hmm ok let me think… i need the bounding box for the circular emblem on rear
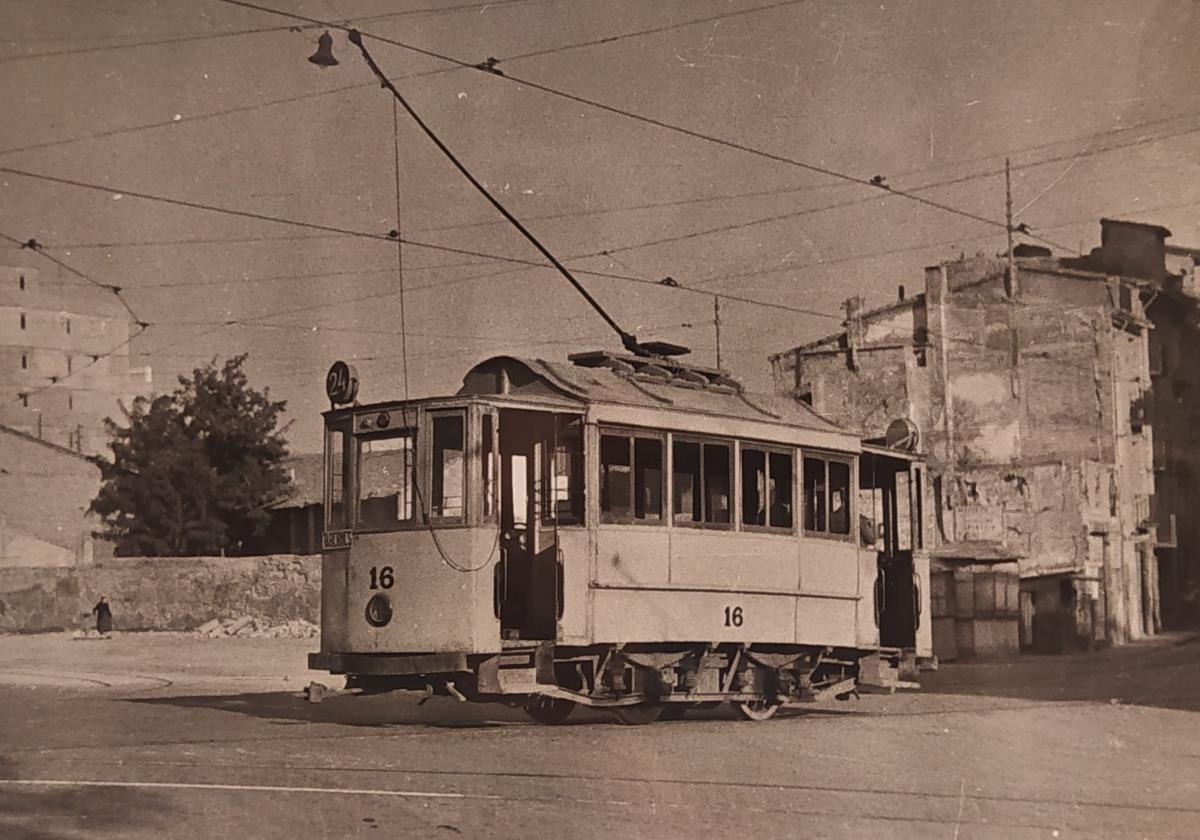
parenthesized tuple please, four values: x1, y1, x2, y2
(365, 594, 392, 627)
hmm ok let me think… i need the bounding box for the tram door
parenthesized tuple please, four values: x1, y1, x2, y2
(496, 410, 576, 640)
(860, 453, 920, 649)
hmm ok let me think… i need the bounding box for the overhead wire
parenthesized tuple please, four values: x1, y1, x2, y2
(214, 0, 1074, 251)
(6, 3, 1193, 368)
(0, 163, 648, 285)
(0, 228, 154, 405)
(391, 97, 411, 402)
(33, 109, 1200, 276)
(0, 231, 146, 326)
(346, 29, 646, 353)
(0, 0, 552, 64)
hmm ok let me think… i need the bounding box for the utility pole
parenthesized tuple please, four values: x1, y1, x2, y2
(1005, 157, 1018, 298)
(713, 295, 722, 370)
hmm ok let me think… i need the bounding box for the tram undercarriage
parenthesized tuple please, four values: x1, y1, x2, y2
(311, 642, 914, 724)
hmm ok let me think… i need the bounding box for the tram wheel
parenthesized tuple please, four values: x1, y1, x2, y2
(736, 700, 781, 722)
(613, 702, 663, 726)
(523, 695, 576, 725)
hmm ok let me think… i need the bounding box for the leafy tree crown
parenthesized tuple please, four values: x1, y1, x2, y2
(90, 354, 294, 556)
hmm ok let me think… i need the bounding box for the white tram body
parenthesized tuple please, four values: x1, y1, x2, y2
(310, 352, 931, 722)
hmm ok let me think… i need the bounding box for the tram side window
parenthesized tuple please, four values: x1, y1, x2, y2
(358, 431, 414, 528)
(635, 438, 663, 521)
(432, 414, 465, 520)
(803, 455, 851, 537)
(673, 440, 701, 524)
(673, 439, 731, 526)
(600, 432, 662, 523)
(326, 428, 348, 529)
(742, 447, 794, 530)
(600, 434, 631, 519)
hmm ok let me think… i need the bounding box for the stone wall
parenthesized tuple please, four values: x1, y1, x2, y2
(0, 554, 319, 633)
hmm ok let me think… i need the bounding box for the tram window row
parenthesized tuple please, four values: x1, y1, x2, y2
(332, 414, 858, 542)
(597, 427, 852, 540)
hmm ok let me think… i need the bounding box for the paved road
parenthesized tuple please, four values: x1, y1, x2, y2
(0, 633, 1197, 839)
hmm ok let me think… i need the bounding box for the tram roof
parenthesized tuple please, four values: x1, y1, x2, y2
(458, 353, 860, 445)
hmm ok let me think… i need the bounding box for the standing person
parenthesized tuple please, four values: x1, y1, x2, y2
(92, 595, 113, 636)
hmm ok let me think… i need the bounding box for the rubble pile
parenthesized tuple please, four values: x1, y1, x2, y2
(194, 616, 319, 639)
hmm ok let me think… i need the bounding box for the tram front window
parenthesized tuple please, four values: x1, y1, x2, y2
(432, 414, 465, 520)
(358, 430, 415, 528)
(326, 427, 348, 530)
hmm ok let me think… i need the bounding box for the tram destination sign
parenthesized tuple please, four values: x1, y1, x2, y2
(322, 530, 353, 551)
(325, 360, 359, 405)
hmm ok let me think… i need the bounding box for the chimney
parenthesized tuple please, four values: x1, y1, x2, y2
(1099, 218, 1171, 282)
(844, 296, 865, 370)
(1013, 243, 1052, 258)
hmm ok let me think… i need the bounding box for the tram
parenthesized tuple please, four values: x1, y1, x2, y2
(309, 351, 931, 723)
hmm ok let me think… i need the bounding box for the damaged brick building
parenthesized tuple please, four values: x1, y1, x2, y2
(770, 219, 1199, 653)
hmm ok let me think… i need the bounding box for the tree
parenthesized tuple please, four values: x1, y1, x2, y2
(90, 355, 294, 556)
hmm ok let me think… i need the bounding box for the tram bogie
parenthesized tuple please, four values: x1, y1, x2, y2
(309, 352, 930, 722)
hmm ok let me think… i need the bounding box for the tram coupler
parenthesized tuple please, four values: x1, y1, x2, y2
(856, 652, 920, 694)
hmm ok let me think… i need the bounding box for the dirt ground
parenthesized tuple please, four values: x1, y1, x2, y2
(0, 631, 1197, 839)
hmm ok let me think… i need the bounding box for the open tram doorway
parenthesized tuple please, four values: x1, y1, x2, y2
(495, 409, 583, 641)
(859, 451, 924, 649)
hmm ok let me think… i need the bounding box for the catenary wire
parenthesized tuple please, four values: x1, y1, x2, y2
(0, 0, 552, 64)
(0, 164, 648, 284)
(214, 0, 1071, 249)
(0, 230, 145, 325)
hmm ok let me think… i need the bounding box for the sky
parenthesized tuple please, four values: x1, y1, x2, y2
(1, 0, 1198, 453)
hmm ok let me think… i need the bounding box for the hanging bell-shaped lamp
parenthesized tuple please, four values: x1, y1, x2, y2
(308, 30, 339, 68)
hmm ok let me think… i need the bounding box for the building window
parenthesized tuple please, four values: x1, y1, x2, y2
(803, 454, 852, 537)
(19, 275, 25, 290)
(673, 438, 732, 526)
(1130, 394, 1147, 435)
(19, 313, 26, 330)
(65, 318, 71, 335)
(68, 393, 74, 411)
(741, 446, 794, 530)
(21, 353, 27, 369)
(19, 393, 28, 408)
(600, 431, 663, 523)
(66, 355, 73, 374)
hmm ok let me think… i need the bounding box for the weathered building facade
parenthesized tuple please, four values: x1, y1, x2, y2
(0, 265, 152, 456)
(770, 220, 1194, 650)
(0, 423, 108, 567)
(1147, 244, 1200, 630)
